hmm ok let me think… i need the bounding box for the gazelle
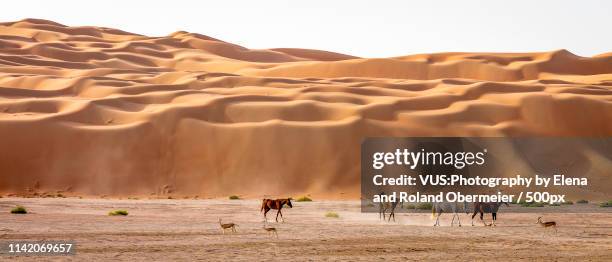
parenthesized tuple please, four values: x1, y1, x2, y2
(263, 222, 278, 238)
(218, 218, 237, 234)
(537, 216, 557, 233)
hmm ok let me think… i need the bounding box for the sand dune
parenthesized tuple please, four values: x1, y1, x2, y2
(0, 19, 611, 198)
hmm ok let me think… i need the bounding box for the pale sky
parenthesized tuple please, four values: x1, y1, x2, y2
(2, 0, 611, 57)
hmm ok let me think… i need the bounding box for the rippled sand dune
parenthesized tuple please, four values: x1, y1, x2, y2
(1, 19, 611, 198)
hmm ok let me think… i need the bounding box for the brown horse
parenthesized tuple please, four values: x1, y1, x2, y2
(471, 202, 509, 226)
(261, 198, 293, 222)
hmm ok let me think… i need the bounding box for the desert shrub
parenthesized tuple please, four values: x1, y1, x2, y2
(416, 203, 433, 210)
(561, 200, 573, 205)
(228, 195, 240, 200)
(325, 212, 339, 218)
(10, 206, 27, 214)
(404, 204, 416, 209)
(599, 200, 612, 208)
(296, 196, 312, 202)
(576, 199, 589, 204)
(549, 203, 561, 206)
(520, 201, 545, 207)
(108, 210, 128, 216)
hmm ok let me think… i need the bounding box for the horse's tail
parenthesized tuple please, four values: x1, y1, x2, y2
(260, 199, 265, 212)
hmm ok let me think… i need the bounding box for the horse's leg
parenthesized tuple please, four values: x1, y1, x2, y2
(279, 208, 285, 222)
(471, 211, 477, 226)
(479, 211, 487, 226)
(478, 206, 487, 226)
(434, 212, 441, 226)
(457, 213, 462, 227)
(492, 213, 497, 226)
(382, 206, 387, 221)
(275, 209, 281, 222)
(452, 213, 461, 227)
(263, 208, 270, 222)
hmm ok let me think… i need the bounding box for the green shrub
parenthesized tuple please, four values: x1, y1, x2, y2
(10, 206, 27, 214)
(228, 195, 240, 200)
(576, 199, 589, 204)
(296, 196, 312, 202)
(520, 201, 545, 207)
(599, 200, 612, 208)
(108, 210, 128, 216)
(416, 203, 433, 210)
(549, 203, 561, 206)
(325, 212, 339, 218)
(404, 204, 416, 209)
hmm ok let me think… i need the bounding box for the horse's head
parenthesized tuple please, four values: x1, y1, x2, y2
(286, 198, 293, 208)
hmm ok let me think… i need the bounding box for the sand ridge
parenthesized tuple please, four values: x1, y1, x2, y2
(0, 19, 611, 198)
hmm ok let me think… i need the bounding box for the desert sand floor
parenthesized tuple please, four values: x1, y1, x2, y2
(0, 198, 611, 261)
